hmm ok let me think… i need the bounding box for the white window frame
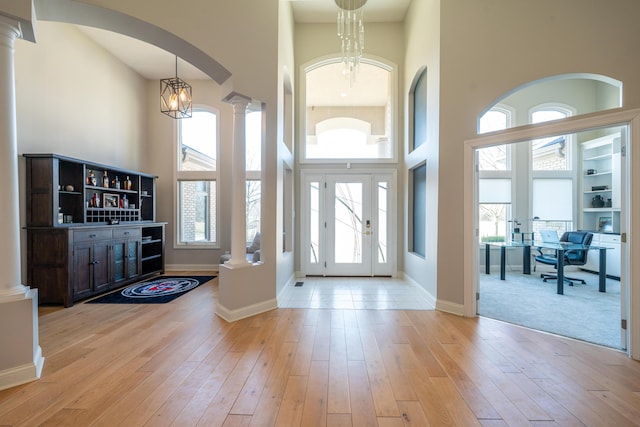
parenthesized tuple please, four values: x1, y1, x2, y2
(174, 106, 220, 248)
(299, 56, 398, 164)
(477, 106, 515, 242)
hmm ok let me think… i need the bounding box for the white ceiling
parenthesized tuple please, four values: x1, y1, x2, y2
(77, 1, 410, 105)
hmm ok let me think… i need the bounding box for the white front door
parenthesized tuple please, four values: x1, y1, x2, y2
(303, 172, 395, 277)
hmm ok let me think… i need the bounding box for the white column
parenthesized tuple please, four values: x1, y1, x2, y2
(224, 92, 252, 267)
(0, 15, 44, 391)
(0, 19, 27, 298)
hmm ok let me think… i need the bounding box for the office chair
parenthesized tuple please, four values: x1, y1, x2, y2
(534, 231, 593, 285)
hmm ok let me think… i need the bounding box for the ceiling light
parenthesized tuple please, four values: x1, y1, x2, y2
(160, 56, 192, 119)
(336, 0, 366, 87)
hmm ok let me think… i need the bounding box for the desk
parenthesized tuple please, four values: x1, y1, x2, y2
(485, 240, 610, 295)
(484, 241, 531, 280)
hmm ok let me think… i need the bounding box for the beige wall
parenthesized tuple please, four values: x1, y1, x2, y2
(37, 0, 285, 300)
(15, 21, 149, 281)
(435, 0, 640, 306)
(145, 79, 234, 269)
(403, 0, 440, 302)
(15, 22, 147, 168)
(276, 2, 296, 292)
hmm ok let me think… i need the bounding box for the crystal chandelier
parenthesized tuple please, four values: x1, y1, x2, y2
(160, 56, 192, 119)
(336, 0, 367, 86)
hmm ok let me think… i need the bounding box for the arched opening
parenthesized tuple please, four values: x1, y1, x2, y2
(471, 74, 628, 351)
(34, 0, 230, 84)
(478, 73, 622, 132)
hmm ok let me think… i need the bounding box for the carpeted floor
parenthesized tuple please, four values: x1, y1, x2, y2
(479, 266, 621, 349)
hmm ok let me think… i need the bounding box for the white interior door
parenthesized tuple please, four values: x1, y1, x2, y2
(302, 172, 394, 277)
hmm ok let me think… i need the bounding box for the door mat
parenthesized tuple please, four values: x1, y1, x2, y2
(85, 276, 215, 304)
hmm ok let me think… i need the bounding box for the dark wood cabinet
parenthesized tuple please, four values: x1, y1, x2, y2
(24, 154, 166, 306)
(72, 239, 110, 299)
(112, 227, 142, 286)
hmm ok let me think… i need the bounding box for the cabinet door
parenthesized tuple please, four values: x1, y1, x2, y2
(600, 234, 621, 278)
(112, 240, 127, 284)
(92, 241, 111, 293)
(73, 242, 93, 299)
(127, 239, 140, 279)
(112, 238, 140, 283)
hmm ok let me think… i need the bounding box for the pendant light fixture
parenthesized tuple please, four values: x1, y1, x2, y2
(160, 56, 192, 119)
(336, 0, 367, 86)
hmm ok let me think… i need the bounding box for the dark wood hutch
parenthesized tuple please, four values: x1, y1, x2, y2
(24, 153, 166, 307)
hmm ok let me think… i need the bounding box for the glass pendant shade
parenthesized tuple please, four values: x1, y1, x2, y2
(160, 57, 192, 119)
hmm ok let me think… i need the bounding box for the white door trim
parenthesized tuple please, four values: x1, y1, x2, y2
(464, 108, 640, 360)
(300, 169, 397, 277)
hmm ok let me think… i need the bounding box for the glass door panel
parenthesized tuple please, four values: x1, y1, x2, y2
(326, 175, 372, 276)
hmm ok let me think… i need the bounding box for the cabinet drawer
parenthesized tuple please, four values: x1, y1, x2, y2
(599, 233, 621, 244)
(73, 229, 112, 242)
(113, 227, 141, 239)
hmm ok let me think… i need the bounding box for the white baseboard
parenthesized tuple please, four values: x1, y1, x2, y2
(400, 273, 437, 309)
(165, 264, 219, 273)
(0, 346, 44, 392)
(436, 300, 465, 316)
(216, 298, 277, 322)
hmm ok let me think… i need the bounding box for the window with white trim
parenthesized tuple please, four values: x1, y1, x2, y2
(246, 109, 262, 244)
(304, 60, 393, 161)
(530, 107, 573, 171)
(478, 108, 513, 242)
(176, 109, 218, 246)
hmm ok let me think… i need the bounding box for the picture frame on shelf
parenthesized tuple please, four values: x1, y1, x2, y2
(103, 193, 119, 208)
(598, 216, 613, 233)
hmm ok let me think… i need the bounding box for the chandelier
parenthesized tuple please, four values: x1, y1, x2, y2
(336, 0, 367, 86)
(160, 56, 192, 119)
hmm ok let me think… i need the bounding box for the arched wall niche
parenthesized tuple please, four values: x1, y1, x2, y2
(33, 0, 231, 84)
(478, 73, 622, 133)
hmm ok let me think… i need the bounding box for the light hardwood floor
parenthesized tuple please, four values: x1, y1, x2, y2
(1, 275, 640, 426)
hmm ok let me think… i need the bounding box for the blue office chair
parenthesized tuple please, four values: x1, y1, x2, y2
(534, 231, 593, 285)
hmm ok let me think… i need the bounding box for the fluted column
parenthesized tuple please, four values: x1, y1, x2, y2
(0, 17, 27, 300)
(224, 92, 252, 267)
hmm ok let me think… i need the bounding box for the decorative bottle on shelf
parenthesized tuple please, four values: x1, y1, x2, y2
(93, 192, 100, 208)
(124, 176, 132, 191)
(102, 171, 109, 188)
(113, 175, 120, 189)
(87, 170, 96, 186)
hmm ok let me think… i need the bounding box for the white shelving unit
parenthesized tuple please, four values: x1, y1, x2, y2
(580, 132, 621, 233)
(580, 131, 621, 279)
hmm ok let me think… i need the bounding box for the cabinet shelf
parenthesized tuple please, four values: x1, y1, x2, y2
(142, 239, 162, 245)
(583, 154, 611, 162)
(583, 171, 611, 177)
(583, 207, 616, 212)
(583, 189, 611, 194)
(85, 185, 138, 194)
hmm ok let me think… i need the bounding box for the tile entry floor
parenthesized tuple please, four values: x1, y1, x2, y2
(278, 276, 434, 310)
